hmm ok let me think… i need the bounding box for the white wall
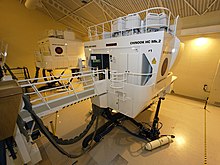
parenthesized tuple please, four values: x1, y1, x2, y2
(172, 33, 220, 100)
(0, 0, 65, 76)
(209, 60, 220, 105)
(170, 10, 220, 101)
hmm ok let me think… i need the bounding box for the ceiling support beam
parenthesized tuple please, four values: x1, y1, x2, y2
(126, 0, 136, 12)
(147, 0, 151, 8)
(100, 0, 127, 16)
(202, 0, 218, 15)
(184, 0, 200, 16)
(157, 0, 164, 7)
(41, 3, 87, 35)
(93, 0, 114, 19)
(103, 10, 108, 22)
(96, 4, 111, 31)
(61, 22, 87, 35)
(69, 0, 101, 24)
(44, 0, 93, 32)
(103, 12, 111, 30)
(57, 0, 94, 21)
(40, 1, 55, 21)
(44, 0, 110, 34)
(157, 0, 164, 12)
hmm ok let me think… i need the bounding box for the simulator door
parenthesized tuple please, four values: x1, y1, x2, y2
(90, 54, 110, 69)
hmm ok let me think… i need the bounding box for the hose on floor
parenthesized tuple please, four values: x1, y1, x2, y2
(22, 95, 99, 158)
(46, 113, 97, 145)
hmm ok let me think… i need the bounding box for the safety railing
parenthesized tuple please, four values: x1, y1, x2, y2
(110, 71, 127, 89)
(110, 71, 156, 89)
(18, 69, 157, 121)
(18, 69, 107, 121)
(4, 67, 30, 80)
(88, 7, 178, 41)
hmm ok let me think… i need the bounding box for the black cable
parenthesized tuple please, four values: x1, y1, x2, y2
(89, 114, 99, 146)
(43, 69, 64, 87)
(42, 69, 51, 82)
(50, 70, 65, 80)
(32, 67, 40, 83)
(30, 110, 85, 158)
(117, 124, 149, 141)
(22, 95, 92, 158)
(23, 67, 31, 79)
(48, 114, 97, 145)
(0, 67, 3, 79)
(157, 122, 163, 130)
(82, 120, 114, 148)
(141, 122, 152, 128)
(49, 70, 63, 86)
(4, 63, 17, 80)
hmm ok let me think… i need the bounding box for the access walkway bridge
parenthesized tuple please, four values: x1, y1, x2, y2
(18, 69, 108, 122)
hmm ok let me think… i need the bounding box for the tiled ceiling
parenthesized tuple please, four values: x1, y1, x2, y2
(25, 0, 220, 36)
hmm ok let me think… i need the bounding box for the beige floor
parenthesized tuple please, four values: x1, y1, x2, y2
(37, 94, 220, 165)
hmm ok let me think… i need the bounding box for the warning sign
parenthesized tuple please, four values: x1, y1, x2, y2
(152, 58, 157, 64)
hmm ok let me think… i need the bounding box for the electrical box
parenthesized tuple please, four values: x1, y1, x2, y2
(0, 80, 23, 141)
